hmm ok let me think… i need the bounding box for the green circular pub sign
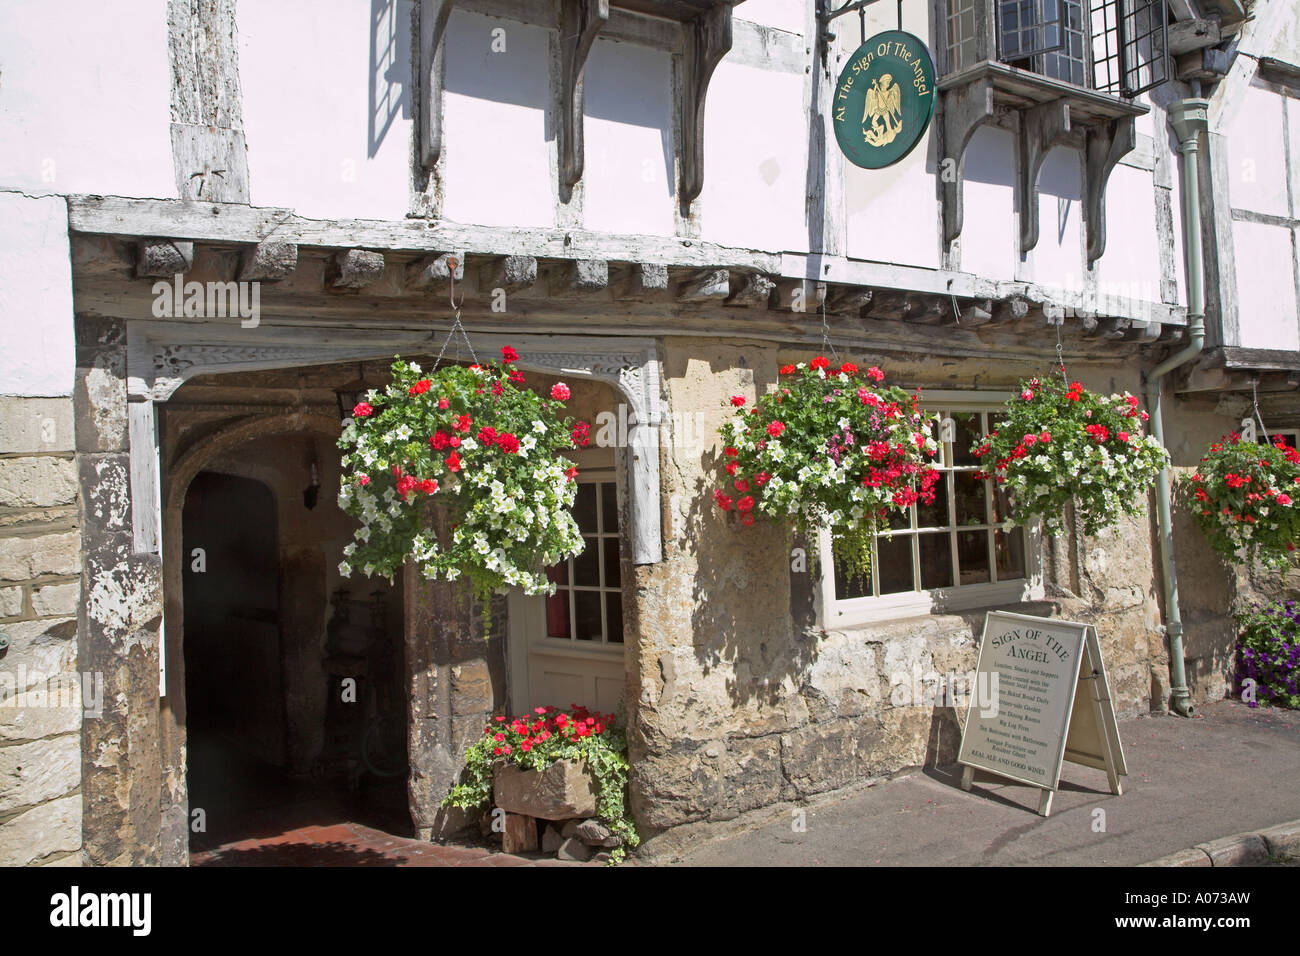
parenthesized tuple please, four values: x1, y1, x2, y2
(832, 31, 937, 169)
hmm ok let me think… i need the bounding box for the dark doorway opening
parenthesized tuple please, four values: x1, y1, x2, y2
(182, 468, 412, 857)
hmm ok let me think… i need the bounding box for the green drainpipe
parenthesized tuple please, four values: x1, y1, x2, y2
(1145, 97, 1209, 718)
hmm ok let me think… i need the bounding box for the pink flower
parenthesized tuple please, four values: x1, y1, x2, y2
(1039, 431, 1050, 443)
(1021, 389, 1034, 401)
(1117, 431, 1130, 443)
(867, 367, 885, 382)
(1278, 494, 1293, 506)
(767, 420, 786, 437)
(353, 402, 373, 417)
(438, 397, 450, 410)
(551, 382, 571, 401)
(357, 475, 370, 486)
(1023, 434, 1037, 446)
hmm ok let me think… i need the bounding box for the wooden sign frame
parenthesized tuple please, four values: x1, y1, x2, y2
(957, 611, 1126, 817)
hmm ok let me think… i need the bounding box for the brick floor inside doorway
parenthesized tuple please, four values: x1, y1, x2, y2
(190, 820, 587, 867)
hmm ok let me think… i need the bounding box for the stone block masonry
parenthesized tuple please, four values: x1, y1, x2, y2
(0, 395, 84, 866)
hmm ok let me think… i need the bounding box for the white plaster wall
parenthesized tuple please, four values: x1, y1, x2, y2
(581, 39, 676, 237)
(1233, 219, 1299, 351)
(239, 0, 414, 221)
(0, 0, 172, 198)
(735, 0, 808, 35)
(699, 61, 808, 252)
(1029, 146, 1085, 291)
(843, 136, 941, 269)
(1225, 84, 1289, 219)
(957, 126, 1018, 281)
(1093, 163, 1162, 304)
(441, 11, 555, 229)
(0, 195, 75, 397)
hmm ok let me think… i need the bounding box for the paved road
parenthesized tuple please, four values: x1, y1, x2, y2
(663, 700, 1300, 867)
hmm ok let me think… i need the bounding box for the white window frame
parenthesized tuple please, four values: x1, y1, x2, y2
(815, 389, 1044, 628)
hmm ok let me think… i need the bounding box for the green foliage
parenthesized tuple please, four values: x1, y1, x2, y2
(1180, 434, 1300, 570)
(443, 705, 638, 865)
(972, 376, 1168, 536)
(714, 358, 940, 580)
(1233, 601, 1300, 710)
(335, 353, 587, 615)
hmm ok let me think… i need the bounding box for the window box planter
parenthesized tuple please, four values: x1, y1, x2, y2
(493, 758, 600, 821)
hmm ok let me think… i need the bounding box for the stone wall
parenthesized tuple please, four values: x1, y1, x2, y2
(0, 395, 84, 865)
(626, 339, 1219, 838)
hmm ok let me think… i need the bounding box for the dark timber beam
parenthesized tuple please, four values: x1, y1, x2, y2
(680, 4, 733, 206)
(559, 0, 610, 192)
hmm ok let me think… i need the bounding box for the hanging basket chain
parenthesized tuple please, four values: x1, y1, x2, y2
(821, 297, 840, 363)
(431, 257, 480, 371)
(1055, 317, 1068, 387)
(1252, 376, 1270, 444)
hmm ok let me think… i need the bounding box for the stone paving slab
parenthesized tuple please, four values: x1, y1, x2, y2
(657, 701, 1300, 867)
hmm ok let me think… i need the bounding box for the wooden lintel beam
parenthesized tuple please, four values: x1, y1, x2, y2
(614, 263, 669, 300)
(239, 241, 298, 281)
(724, 272, 775, 307)
(136, 240, 194, 278)
(405, 251, 466, 292)
(479, 256, 538, 293)
(675, 268, 729, 303)
(549, 259, 610, 296)
(331, 249, 386, 290)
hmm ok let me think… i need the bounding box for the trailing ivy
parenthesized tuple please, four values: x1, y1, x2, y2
(443, 705, 638, 864)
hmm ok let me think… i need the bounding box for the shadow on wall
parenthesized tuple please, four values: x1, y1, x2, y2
(370, 0, 414, 159)
(688, 439, 823, 710)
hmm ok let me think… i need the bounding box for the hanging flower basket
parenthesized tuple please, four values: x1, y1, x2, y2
(713, 358, 940, 578)
(1180, 433, 1300, 569)
(336, 350, 588, 605)
(971, 376, 1168, 536)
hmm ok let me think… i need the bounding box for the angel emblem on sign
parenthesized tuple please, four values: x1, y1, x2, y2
(862, 73, 903, 148)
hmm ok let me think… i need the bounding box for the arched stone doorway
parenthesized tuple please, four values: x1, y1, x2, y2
(161, 389, 410, 858)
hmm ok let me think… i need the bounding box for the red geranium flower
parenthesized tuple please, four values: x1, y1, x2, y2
(447, 452, 462, 472)
(780, 364, 797, 375)
(497, 432, 520, 454)
(767, 420, 785, 437)
(408, 379, 432, 396)
(353, 402, 373, 417)
(551, 382, 571, 401)
(501, 346, 519, 363)
(730, 395, 746, 407)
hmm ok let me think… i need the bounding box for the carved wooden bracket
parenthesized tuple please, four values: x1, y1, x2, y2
(940, 77, 996, 246)
(1018, 99, 1071, 254)
(1084, 115, 1137, 265)
(679, 3, 734, 205)
(418, 0, 457, 173)
(559, 0, 610, 190)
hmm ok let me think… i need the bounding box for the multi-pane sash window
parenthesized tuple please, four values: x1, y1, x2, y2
(545, 480, 624, 644)
(819, 396, 1042, 624)
(945, 0, 1169, 97)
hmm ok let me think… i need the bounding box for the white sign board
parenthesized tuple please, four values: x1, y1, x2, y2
(957, 611, 1126, 816)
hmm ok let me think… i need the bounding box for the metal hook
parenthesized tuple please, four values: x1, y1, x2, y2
(1252, 376, 1270, 444)
(447, 256, 466, 311)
